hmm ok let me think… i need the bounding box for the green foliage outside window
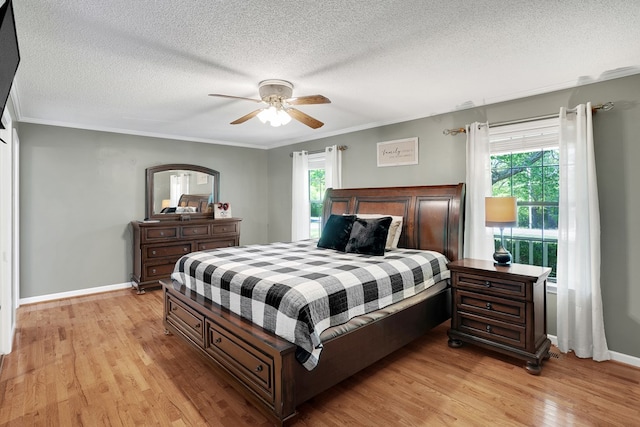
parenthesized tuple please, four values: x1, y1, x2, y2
(491, 149, 559, 279)
(309, 169, 326, 238)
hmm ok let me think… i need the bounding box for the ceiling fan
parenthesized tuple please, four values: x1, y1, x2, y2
(209, 79, 331, 129)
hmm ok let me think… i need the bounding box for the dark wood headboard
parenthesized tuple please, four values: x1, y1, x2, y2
(322, 183, 465, 261)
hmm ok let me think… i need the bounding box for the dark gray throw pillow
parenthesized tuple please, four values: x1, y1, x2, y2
(317, 214, 357, 252)
(345, 216, 392, 256)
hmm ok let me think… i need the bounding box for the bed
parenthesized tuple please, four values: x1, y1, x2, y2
(162, 183, 465, 426)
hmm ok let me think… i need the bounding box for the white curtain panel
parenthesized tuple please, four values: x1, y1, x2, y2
(464, 122, 494, 260)
(291, 151, 310, 241)
(557, 102, 610, 361)
(324, 145, 342, 190)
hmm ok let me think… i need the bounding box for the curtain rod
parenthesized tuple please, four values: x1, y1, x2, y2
(442, 102, 615, 136)
(289, 145, 348, 157)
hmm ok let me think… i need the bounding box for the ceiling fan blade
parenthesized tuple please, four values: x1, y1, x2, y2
(286, 95, 331, 105)
(287, 108, 324, 129)
(230, 109, 263, 125)
(209, 94, 263, 103)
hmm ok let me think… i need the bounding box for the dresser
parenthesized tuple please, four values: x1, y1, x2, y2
(130, 218, 241, 294)
(447, 259, 551, 374)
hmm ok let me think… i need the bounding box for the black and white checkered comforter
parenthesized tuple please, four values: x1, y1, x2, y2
(171, 240, 450, 370)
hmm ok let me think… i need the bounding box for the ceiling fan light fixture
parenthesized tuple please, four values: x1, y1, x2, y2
(257, 105, 291, 127)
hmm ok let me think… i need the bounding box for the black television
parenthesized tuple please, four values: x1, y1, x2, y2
(0, 0, 20, 129)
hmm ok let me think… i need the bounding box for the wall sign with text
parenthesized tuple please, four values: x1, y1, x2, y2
(376, 137, 419, 167)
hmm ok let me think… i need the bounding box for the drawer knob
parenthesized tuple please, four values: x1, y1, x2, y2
(183, 247, 188, 252)
(486, 302, 492, 310)
(222, 227, 227, 232)
(255, 365, 263, 372)
(152, 250, 156, 255)
(193, 229, 198, 233)
(172, 306, 177, 311)
(228, 243, 232, 247)
(486, 325, 492, 332)
(484, 281, 491, 287)
(215, 337, 222, 344)
(160, 232, 165, 236)
(151, 269, 156, 274)
(195, 323, 201, 329)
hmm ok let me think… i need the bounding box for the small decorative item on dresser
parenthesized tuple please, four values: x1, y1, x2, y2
(214, 202, 232, 218)
(447, 258, 552, 375)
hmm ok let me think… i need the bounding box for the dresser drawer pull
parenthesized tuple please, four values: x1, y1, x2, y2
(255, 364, 263, 372)
(160, 231, 165, 236)
(215, 337, 222, 344)
(228, 243, 232, 246)
(183, 247, 188, 251)
(486, 302, 492, 310)
(195, 323, 201, 329)
(151, 268, 156, 274)
(484, 281, 491, 287)
(221, 227, 227, 232)
(152, 250, 157, 255)
(193, 229, 198, 233)
(171, 306, 177, 311)
(486, 325, 492, 332)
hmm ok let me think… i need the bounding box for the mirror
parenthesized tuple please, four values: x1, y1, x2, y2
(145, 164, 220, 220)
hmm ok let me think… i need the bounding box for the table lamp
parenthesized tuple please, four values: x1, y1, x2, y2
(485, 197, 517, 266)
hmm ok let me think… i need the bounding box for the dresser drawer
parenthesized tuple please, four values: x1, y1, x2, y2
(197, 238, 237, 251)
(454, 272, 527, 299)
(458, 312, 526, 349)
(212, 222, 238, 235)
(146, 243, 192, 259)
(144, 261, 177, 280)
(181, 225, 210, 237)
(144, 226, 178, 241)
(166, 294, 205, 346)
(456, 290, 526, 324)
(205, 320, 274, 404)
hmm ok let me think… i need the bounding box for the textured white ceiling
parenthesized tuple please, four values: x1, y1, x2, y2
(10, 0, 640, 149)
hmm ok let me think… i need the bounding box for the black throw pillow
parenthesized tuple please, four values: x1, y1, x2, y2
(345, 216, 393, 256)
(317, 214, 357, 252)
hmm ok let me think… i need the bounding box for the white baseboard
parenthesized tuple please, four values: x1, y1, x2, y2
(548, 334, 640, 368)
(19, 282, 133, 305)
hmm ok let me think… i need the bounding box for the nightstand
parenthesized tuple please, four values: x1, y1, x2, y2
(447, 259, 552, 375)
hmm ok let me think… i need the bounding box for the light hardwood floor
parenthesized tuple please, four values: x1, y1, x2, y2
(1, 288, 639, 426)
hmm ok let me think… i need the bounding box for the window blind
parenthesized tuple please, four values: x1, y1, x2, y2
(489, 117, 559, 153)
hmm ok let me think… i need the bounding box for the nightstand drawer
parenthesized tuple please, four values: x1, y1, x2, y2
(456, 290, 526, 324)
(454, 272, 527, 299)
(458, 312, 526, 349)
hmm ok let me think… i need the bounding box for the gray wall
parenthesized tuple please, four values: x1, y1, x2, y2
(19, 125, 268, 298)
(267, 74, 640, 359)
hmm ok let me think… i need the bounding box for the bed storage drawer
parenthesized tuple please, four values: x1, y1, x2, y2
(165, 293, 205, 346)
(205, 320, 275, 404)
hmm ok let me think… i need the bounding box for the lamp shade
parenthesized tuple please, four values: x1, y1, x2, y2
(485, 197, 517, 227)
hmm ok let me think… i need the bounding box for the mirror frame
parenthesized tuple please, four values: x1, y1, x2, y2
(145, 163, 220, 221)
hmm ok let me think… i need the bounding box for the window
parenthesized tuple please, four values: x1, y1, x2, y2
(489, 118, 559, 281)
(308, 153, 326, 238)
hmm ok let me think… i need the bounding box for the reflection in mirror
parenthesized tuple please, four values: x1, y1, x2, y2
(145, 164, 220, 220)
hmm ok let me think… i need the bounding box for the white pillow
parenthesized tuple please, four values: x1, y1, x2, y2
(353, 214, 403, 250)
